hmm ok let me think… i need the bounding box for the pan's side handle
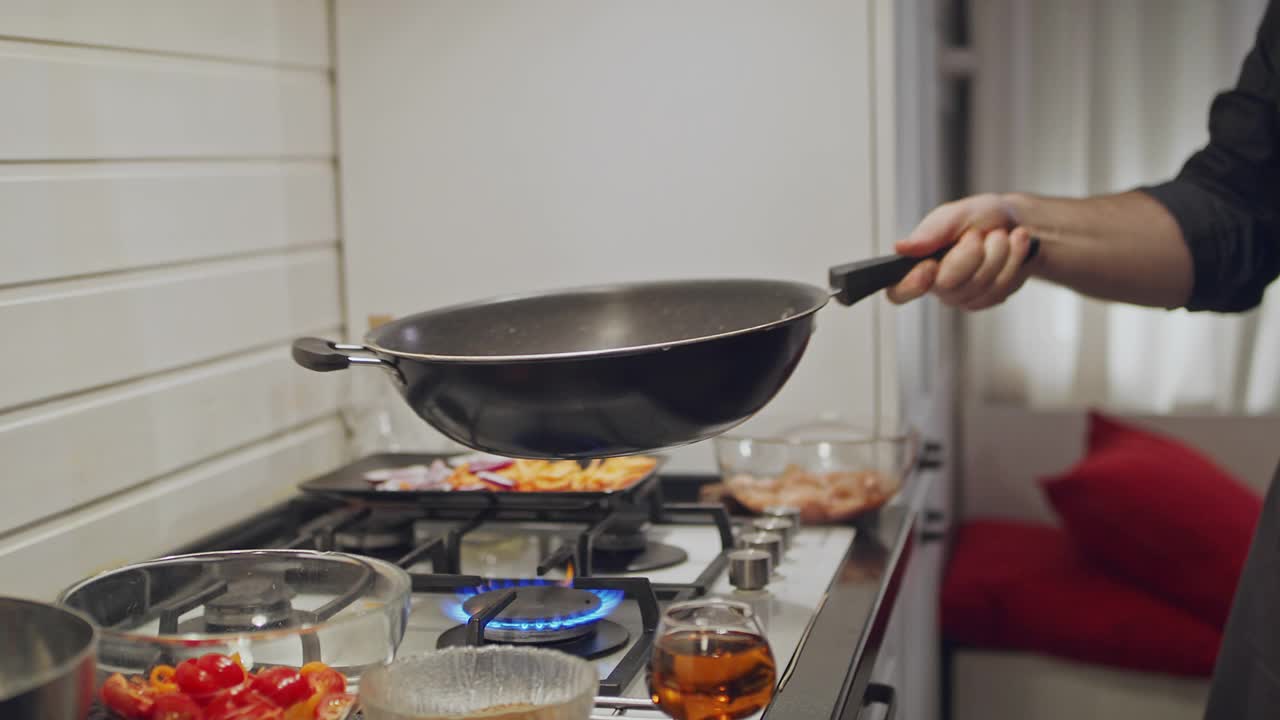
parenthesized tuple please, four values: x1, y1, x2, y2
(292, 337, 396, 373)
(828, 237, 1040, 306)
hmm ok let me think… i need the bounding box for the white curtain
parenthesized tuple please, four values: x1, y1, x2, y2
(966, 0, 1280, 414)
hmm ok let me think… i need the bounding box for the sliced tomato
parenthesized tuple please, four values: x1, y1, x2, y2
(281, 691, 321, 720)
(205, 690, 282, 720)
(201, 684, 253, 716)
(303, 669, 344, 697)
(250, 667, 311, 709)
(207, 702, 282, 720)
(151, 693, 205, 720)
(197, 653, 247, 690)
(313, 693, 356, 720)
(174, 659, 220, 697)
(100, 673, 155, 720)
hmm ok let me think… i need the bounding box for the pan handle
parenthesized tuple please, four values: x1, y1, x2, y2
(292, 337, 396, 373)
(828, 237, 1040, 306)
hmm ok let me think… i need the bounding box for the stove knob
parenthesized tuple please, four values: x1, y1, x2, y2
(729, 548, 772, 591)
(739, 531, 783, 570)
(762, 505, 802, 531)
(750, 517, 795, 550)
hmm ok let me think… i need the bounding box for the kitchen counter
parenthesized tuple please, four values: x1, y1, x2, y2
(659, 468, 929, 720)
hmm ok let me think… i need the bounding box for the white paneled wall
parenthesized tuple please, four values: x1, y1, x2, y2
(335, 0, 893, 471)
(0, 1, 343, 600)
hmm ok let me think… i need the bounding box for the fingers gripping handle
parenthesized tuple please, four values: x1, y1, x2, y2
(828, 248, 947, 307)
(828, 236, 1040, 307)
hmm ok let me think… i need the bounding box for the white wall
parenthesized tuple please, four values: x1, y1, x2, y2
(0, 0, 345, 599)
(333, 0, 902, 471)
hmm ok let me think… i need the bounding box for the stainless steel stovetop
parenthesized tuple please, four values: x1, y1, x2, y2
(162, 481, 869, 720)
(400, 520, 855, 703)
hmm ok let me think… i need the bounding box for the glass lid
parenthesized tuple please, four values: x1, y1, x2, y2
(57, 550, 411, 680)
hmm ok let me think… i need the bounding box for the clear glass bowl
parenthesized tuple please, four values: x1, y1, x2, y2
(713, 416, 917, 523)
(358, 646, 597, 720)
(57, 550, 411, 688)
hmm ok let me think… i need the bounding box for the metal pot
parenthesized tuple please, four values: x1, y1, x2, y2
(0, 596, 98, 720)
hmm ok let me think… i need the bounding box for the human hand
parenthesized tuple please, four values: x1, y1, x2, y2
(886, 193, 1038, 310)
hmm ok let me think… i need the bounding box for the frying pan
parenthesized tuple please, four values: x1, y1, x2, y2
(294, 243, 1037, 459)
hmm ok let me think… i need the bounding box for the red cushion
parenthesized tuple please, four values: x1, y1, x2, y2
(942, 520, 1222, 677)
(1042, 412, 1262, 630)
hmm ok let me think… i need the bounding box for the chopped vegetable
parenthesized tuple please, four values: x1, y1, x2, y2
(477, 471, 516, 489)
(465, 457, 515, 473)
(368, 454, 658, 493)
(150, 665, 180, 695)
(151, 693, 204, 720)
(304, 668, 345, 696)
(198, 653, 247, 690)
(250, 667, 312, 709)
(98, 655, 349, 720)
(296, 662, 328, 677)
(102, 674, 155, 719)
(448, 452, 510, 469)
(313, 693, 356, 720)
(174, 658, 220, 696)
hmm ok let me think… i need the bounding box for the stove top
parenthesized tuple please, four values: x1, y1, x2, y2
(165, 481, 859, 715)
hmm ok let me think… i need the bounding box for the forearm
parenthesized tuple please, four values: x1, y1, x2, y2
(1004, 190, 1195, 309)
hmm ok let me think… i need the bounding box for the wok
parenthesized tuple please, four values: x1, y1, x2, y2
(294, 243, 1036, 458)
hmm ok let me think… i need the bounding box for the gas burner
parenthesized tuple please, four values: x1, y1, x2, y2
(464, 585, 601, 642)
(587, 513, 689, 573)
(592, 541, 689, 573)
(175, 578, 300, 633)
(595, 527, 649, 553)
(206, 577, 293, 631)
(333, 514, 414, 554)
(444, 579, 625, 644)
(437, 618, 631, 659)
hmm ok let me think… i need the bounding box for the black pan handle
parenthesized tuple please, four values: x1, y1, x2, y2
(828, 236, 1041, 306)
(292, 337, 397, 373)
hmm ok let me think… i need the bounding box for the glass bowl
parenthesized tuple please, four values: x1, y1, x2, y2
(358, 646, 597, 720)
(713, 416, 917, 523)
(57, 550, 411, 697)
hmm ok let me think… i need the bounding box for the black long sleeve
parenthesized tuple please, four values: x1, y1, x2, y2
(1141, 0, 1280, 313)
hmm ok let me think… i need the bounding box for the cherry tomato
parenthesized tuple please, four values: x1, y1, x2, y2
(304, 669, 344, 696)
(313, 693, 355, 720)
(250, 667, 312, 709)
(197, 653, 247, 689)
(100, 673, 155, 720)
(151, 693, 206, 720)
(174, 659, 219, 696)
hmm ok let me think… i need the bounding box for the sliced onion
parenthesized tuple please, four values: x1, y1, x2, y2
(476, 471, 516, 490)
(449, 452, 512, 470)
(423, 460, 453, 485)
(468, 458, 515, 472)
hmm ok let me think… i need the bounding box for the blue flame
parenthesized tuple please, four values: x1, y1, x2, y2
(442, 578, 624, 633)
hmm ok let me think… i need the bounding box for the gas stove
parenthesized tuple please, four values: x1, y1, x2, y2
(159, 469, 916, 719)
